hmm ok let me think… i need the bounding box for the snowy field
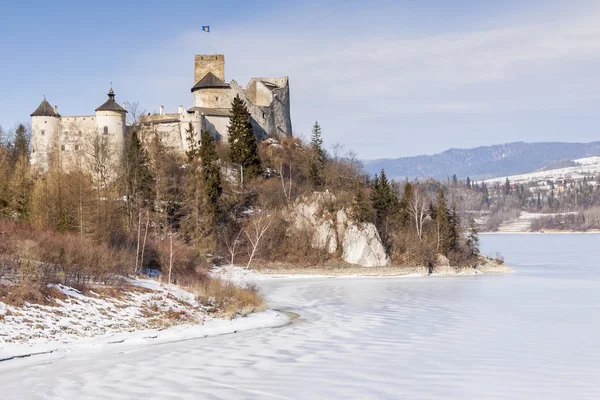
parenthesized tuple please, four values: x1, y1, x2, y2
(1, 234, 600, 399)
(484, 156, 600, 185)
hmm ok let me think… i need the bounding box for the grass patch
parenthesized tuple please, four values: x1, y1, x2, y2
(0, 284, 67, 307)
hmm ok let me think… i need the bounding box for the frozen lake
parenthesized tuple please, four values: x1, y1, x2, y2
(2, 234, 600, 399)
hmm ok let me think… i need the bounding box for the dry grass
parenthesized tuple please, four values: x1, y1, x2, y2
(186, 277, 265, 319)
(0, 284, 67, 307)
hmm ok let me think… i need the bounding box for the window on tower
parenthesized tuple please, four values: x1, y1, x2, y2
(41, 130, 45, 136)
(103, 126, 108, 135)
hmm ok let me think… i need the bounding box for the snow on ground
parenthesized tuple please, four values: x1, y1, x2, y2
(494, 211, 579, 232)
(0, 279, 289, 362)
(483, 157, 600, 185)
(1, 235, 598, 399)
(574, 156, 600, 166)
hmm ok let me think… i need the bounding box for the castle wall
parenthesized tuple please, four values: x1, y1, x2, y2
(30, 116, 60, 170)
(96, 111, 126, 171)
(194, 54, 225, 83)
(203, 115, 229, 141)
(139, 111, 202, 153)
(193, 88, 231, 109)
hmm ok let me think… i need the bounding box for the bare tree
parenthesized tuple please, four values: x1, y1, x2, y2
(224, 228, 244, 265)
(244, 212, 273, 268)
(407, 186, 428, 240)
(126, 102, 147, 127)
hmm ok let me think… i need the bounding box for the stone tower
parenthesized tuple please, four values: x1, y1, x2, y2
(30, 98, 60, 170)
(194, 54, 225, 83)
(95, 88, 127, 171)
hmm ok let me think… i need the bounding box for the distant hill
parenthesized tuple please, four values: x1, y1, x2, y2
(364, 141, 600, 181)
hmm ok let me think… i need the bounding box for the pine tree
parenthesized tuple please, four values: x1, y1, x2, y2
(10, 124, 29, 164)
(184, 122, 199, 163)
(466, 176, 471, 188)
(351, 186, 372, 223)
(504, 177, 511, 196)
(370, 169, 397, 243)
(227, 94, 261, 181)
(199, 130, 222, 230)
(123, 129, 153, 230)
(308, 121, 325, 188)
(466, 219, 481, 257)
(447, 204, 461, 252)
(8, 154, 33, 220)
(434, 188, 450, 253)
(399, 181, 414, 227)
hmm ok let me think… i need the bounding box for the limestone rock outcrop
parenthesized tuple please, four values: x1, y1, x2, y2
(289, 191, 389, 267)
(341, 223, 390, 267)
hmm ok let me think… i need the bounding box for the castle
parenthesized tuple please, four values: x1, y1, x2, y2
(30, 54, 292, 172)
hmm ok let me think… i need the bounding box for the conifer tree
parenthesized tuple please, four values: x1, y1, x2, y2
(370, 169, 397, 243)
(399, 181, 414, 227)
(8, 154, 33, 220)
(351, 186, 372, 223)
(199, 130, 222, 230)
(308, 121, 325, 188)
(227, 95, 261, 181)
(184, 122, 199, 163)
(123, 129, 153, 230)
(434, 188, 450, 253)
(466, 219, 480, 257)
(11, 124, 29, 164)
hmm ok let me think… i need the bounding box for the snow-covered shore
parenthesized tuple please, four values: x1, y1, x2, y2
(0, 278, 290, 365)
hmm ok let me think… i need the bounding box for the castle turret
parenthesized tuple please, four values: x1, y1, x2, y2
(30, 97, 61, 170)
(191, 54, 230, 109)
(95, 88, 127, 169)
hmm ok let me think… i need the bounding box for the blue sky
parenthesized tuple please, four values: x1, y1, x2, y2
(1, 0, 600, 159)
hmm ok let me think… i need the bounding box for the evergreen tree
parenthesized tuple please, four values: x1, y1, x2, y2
(199, 130, 222, 230)
(452, 174, 458, 187)
(447, 204, 461, 253)
(504, 177, 511, 196)
(184, 122, 199, 162)
(11, 124, 29, 164)
(8, 154, 33, 220)
(482, 183, 490, 206)
(466, 218, 480, 257)
(399, 181, 414, 227)
(434, 188, 450, 253)
(466, 176, 471, 188)
(370, 169, 397, 243)
(123, 129, 153, 230)
(351, 186, 372, 224)
(308, 121, 325, 188)
(227, 95, 261, 181)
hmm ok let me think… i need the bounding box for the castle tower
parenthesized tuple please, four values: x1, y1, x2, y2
(194, 54, 224, 83)
(95, 88, 127, 170)
(30, 97, 60, 170)
(191, 54, 230, 109)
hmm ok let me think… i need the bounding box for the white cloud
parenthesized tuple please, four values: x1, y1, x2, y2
(122, 7, 600, 158)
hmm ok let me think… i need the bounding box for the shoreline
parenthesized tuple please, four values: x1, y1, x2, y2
(211, 259, 512, 282)
(0, 309, 290, 368)
(480, 230, 600, 235)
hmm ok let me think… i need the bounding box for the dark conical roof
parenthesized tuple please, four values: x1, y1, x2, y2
(31, 98, 60, 117)
(191, 72, 230, 92)
(95, 88, 127, 113)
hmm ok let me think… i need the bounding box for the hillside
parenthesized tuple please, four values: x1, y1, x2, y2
(365, 142, 600, 181)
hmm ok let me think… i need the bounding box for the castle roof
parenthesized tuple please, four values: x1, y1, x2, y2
(95, 88, 127, 113)
(188, 106, 231, 117)
(31, 98, 60, 117)
(191, 72, 230, 92)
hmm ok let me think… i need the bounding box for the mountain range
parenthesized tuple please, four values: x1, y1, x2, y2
(364, 141, 600, 181)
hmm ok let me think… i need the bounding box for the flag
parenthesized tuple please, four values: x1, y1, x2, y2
(202, 26, 210, 33)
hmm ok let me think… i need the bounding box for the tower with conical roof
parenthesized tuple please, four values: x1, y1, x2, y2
(30, 97, 60, 170)
(95, 87, 127, 170)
